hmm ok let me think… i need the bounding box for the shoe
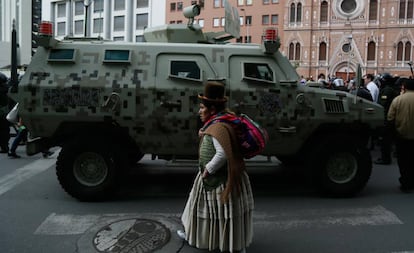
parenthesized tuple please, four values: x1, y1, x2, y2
(400, 185, 414, 193)
(42, 151, 54, 158)
(8, 152, 21, 158)
(374, 158, 391, 165)
(177, 230, 186, 240)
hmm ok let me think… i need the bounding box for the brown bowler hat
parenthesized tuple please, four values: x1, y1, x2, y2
(198, 81, 227, 103)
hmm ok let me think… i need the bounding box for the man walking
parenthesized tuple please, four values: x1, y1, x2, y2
(364, 74, 379, 103)
(387, 78, 414, 193)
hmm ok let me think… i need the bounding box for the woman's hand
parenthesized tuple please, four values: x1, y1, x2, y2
(202, 169, 209, 178)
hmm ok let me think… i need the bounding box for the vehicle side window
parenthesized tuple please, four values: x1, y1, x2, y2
(243, 62, 274, 82)
(170, 60, 201, 81)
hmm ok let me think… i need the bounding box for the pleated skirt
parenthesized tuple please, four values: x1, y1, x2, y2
(181, 171, 254, 252)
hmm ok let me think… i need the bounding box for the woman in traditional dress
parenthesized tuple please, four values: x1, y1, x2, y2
(178, 81, 254, 253)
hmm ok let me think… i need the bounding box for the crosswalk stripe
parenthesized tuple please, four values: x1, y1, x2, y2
(0, 156, 57, 196)
(34, 205, 402, 236)
(254, 205, 403, 229)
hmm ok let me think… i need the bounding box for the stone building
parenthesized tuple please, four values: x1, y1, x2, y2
(166, 0, 414, 80)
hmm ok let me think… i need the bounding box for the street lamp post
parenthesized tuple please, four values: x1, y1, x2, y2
(84, 0, 92, 37)
(346, 34, 353, 82)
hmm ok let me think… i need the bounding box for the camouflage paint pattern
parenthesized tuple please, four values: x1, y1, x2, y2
(11, 27, 384, 158)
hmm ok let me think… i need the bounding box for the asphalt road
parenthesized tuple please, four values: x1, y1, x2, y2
(0, 146, 413, 253)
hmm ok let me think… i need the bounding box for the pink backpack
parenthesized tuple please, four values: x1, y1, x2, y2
(202, 113, 268, 159)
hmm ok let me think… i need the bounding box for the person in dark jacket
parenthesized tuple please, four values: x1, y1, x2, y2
(0, 73, 10, 153)
(375, 73, 400, 164)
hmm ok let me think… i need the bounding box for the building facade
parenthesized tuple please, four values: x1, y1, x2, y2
(166, 0, 414, 79)
(0, 0, 36, 68)
(42, 0, 166, 42)
(285, 0, 414, 80)
(165, 0, 284, 44)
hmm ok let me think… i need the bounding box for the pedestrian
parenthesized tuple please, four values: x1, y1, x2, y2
(375, 73, 399, 165)
(387, 78, 414, 193)
(178, 81, 254, 253)
(8, 116, 54, 159)
(363, 73, 379, 102)
(0, 72, 10, 153)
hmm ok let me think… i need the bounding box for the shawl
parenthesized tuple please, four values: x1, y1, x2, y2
(204, 122, 246, 203)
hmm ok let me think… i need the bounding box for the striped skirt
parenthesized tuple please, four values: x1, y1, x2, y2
(181, 171, 254, 252)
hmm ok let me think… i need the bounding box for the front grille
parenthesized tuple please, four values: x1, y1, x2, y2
(323, 99, 345, 113)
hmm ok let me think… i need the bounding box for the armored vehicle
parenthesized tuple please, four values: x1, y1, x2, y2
(9, 4, 384, 201)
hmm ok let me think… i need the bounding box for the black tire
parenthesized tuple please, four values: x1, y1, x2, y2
(307, 137, 372, 197)
(56, 141, 121, 201)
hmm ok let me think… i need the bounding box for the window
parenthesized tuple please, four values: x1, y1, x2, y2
(213, 18, 220, 27)
(246, 0, 253, 5)
(397, 42, 404, 60)
(290, 3, 295, 23)
(246, 16, 252, 25)
(295, 43, 301, 60)
(262, 15, 269, 25)
(137, 0, 149, 8)
(221, 18, 226, 26)
(48, 49, 75, 62)
(74, 1, 84, 16)
(238, 0, 244, 5)
(74, 20, 83, 34)
(243, 63, 274, 82)
(214, 0, 220, 8)
(114, 0, 125, 11)
(94, 0, 103, 12)
(396, 41, 412, 61)
(199, 0, 205, 8)
(104, 49, 130, 63)
(400, 0, 406, 19)
(198, 19, 204, 27)
(408, 0, 414, 19)
(288, 42, 301, 60)
(170, 61, 201, 80)
(57, 3, 66, 18)
(114, 16, 125, 31)
(263, 0, 270, 4)
(57, 22, 66, 36)
(319, 42, 327, 61)
(272, 0, 279, 3)
(297, 3, 302, 22)
(367, 41, 376, 61)
(113, 36, 124, 41)
(170, 3, 176, 11)
(289, 43, 294, 60)
(369, 0, 378, 21)
(93, 18, 103, 33)
(271, 14, 278, 24)
(320, 1, 328, 22)
(405, 41, 412, 61)
(136, 35, 145, 42)
(136, 13, 148, 29)
(177, 2, 183, 11)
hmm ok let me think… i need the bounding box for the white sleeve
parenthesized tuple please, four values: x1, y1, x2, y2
(205, 137, 227, 174)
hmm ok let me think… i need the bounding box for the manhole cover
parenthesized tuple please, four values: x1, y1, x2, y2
(93, 218, 170, 253)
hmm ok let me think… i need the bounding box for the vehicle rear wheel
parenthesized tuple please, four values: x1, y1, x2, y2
(56, 141, 120, 201)
(307, 137, 372, 197)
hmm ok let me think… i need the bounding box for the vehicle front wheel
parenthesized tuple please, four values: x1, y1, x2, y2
(308, 138, 372, 197)
(56, 142, 120, 201)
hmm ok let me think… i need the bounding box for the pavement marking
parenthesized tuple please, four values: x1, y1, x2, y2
(254, 205, 403, 230)
(35, 212, 180, 235)
(35, 212, 101, 235)
(0, 155, 57, 196)
(34, 205, 402, 236)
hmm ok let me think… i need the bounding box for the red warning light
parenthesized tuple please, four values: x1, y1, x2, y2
(39, 21, 53, 36)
